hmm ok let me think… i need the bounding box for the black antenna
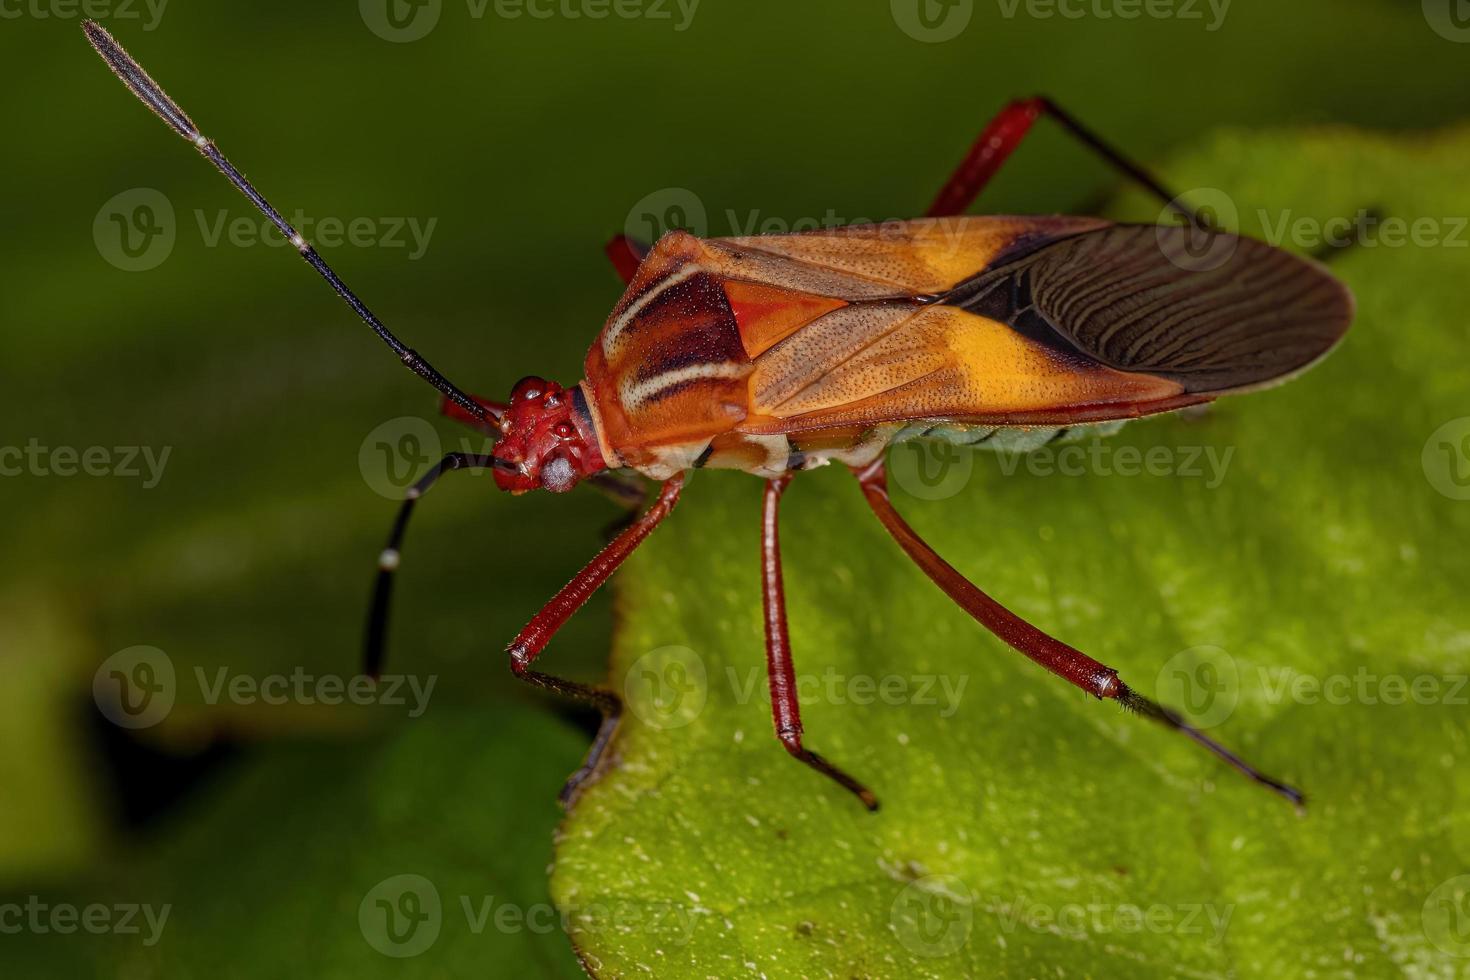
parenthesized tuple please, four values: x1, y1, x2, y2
(82, 20, 501, 433)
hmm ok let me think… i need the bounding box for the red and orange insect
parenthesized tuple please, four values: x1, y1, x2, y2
(87, 22, 1352, 811)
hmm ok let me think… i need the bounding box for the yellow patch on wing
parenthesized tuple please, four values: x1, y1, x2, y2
(743, 305, 1183, 433)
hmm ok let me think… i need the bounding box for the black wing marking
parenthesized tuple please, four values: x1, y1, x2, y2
(944, 223, 1354, 394)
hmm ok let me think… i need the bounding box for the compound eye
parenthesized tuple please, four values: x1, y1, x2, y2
(552, 421, 576, 440)
(510, 375, 547, 403)
(540, 453, 578, 493)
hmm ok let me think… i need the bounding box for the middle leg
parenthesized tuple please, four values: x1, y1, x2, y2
(762, 475, 879, 811)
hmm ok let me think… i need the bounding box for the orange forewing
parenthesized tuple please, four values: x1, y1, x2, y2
(739, 304, 1187, 435)
(584, 218, 1239, 462)
(723, 279, 847, 358)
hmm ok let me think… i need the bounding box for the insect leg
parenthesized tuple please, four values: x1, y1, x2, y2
(761, 476, 880, 811)
(508, 474, 685, 805)
(440, 394, 507, 438)
(851, 458, 1304, 807)
(604, 235, 651, 284)
(927, 96, 1200, 227)
(364, 453, 499, 680)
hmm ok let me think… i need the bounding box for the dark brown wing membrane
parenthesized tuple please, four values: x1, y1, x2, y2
(947, 223, 1354, 394)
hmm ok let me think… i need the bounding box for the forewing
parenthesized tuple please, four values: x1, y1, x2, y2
(738, 223, 1352, 434)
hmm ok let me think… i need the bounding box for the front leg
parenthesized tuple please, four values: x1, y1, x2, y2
(762, 475, 879, 811)
(508, 474, 685, 806)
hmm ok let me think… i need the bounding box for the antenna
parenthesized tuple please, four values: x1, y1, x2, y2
(81, 20, 502, 434)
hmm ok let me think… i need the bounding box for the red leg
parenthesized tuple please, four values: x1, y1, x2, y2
(852, 459, 1303, 806)
(440, 393, 506, 437)
(927, 96, 1199, 226)
(507, 473, 685, 804)
(604, 234, 650, 285)
(762, 476, 879, 811)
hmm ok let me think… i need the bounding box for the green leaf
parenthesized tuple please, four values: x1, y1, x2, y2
(552, 127, 1470, 977)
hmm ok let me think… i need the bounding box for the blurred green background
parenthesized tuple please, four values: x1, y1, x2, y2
(2, 0, 1469, 975)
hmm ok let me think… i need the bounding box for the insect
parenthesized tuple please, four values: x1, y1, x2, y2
(86, 21, 1353, 812)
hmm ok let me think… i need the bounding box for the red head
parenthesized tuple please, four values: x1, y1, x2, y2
(491, 377, 607, 494)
